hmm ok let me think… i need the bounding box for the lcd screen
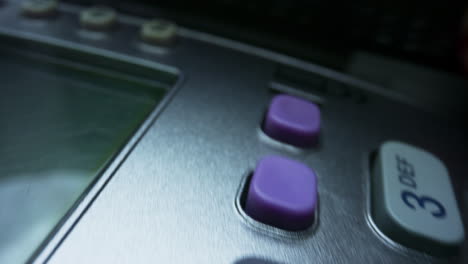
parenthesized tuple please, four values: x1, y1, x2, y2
(0, 37, 174, 263)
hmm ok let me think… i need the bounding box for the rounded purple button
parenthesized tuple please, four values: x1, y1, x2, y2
(263, 94, 320, 148)
(245, 155, 318, 231)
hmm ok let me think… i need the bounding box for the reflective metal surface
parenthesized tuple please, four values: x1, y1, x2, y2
(0, 1, 466, 263)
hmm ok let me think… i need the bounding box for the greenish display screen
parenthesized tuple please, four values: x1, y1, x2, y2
(0, 41, 172, 263)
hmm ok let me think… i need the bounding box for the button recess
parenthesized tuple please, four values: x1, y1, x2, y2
(372, 141, 465, 255)
(245, 155, 318, 231)
(263, 94, 320, 148)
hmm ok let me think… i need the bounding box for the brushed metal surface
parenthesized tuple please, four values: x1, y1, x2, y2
(0, 1, 466, 263)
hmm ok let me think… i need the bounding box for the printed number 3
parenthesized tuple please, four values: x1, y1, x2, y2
(401, 190, 446, 219)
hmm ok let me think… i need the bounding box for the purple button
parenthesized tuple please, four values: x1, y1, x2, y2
(263, 94, 320, 148)
(245, 155, 318, 231)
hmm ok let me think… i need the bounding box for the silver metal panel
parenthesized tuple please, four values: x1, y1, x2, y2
(0, 1, 466, 263)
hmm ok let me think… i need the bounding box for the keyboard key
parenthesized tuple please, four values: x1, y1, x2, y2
(21, 0, 57, 17)
(140, 19, 177, 45)
(245, 155, 318, 231)
(80, 6, 117, 30)
(263, 94, 320, 148)
(371, 141, 465, 255)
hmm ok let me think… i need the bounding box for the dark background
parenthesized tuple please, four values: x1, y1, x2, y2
(64, 0, 468, 74)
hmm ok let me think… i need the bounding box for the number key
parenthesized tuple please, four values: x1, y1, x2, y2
(371, 141, 464, 256)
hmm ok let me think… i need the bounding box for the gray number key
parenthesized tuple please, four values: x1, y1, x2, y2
(371, 141, 464, 256)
